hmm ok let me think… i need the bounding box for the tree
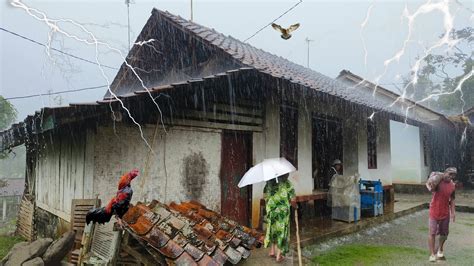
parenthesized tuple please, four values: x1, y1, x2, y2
(0, 96, 17, 159)
(0, 96, 17, 131)
(408, 27, 473, 115)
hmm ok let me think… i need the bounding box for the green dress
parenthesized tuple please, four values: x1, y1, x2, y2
(263, 179, 295, 255)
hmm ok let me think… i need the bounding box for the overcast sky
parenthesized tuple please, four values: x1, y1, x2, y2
(1, 0, 472, 121)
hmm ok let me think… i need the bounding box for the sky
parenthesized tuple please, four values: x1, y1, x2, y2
(0, 0, 472, 121)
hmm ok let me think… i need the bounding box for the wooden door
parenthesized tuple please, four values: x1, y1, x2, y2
(220, 131, 252, 225)
(313, 115, 343, 189)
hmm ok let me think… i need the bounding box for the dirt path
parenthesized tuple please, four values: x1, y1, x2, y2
(305, 210, 474, 265)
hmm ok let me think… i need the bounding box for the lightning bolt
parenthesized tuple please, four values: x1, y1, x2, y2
(366, 0, 471, 122)
(360, 2, 375, 72)
(10, 0, 168, 151)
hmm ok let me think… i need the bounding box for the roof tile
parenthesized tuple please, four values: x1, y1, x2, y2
(224, 246, 242, 265)
(158, 239, 185, 259)
(124, 201, 263, 264)
(197, 254, 219, 266)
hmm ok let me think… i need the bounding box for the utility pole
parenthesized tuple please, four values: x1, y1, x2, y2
(190, 0, 193, 21)
(126, 0, 131, 51)
(305, 37, 314, 68)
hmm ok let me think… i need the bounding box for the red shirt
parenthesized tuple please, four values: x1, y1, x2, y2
(429, 179, 455, 220)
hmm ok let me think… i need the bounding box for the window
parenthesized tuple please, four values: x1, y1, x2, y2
(280, 105, 298, 167)
(367, 119, 377, 169)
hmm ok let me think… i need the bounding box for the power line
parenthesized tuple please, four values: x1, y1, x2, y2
(4, 85, 109, 100)
(244, 0, 303, 42)
(0, 27, 119, 70)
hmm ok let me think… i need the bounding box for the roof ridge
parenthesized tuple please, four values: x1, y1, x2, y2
(151, 7, 332, 77)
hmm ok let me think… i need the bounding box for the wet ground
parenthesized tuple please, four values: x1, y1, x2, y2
(396, 190, 474, 207)
(306, 210, 474, 265)
(243, 191, 473, 265)
(243, 196, 425, 265)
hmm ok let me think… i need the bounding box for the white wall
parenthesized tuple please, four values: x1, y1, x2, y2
(419, 127, 431, 181)
(358, 115, 392, 185)
(93, 124, 222, 212)
(390, 120, 425, 184)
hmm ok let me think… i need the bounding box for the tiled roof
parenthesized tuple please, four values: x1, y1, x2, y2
(0, 178, 24, 197)
(153, 9, 408, 115)
(122, 200, 263, 265)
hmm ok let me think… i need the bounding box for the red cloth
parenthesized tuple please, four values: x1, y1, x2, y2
(429, 179, 455, 220)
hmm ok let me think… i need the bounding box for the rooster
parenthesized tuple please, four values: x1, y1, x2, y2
(86, 169, 139, 225)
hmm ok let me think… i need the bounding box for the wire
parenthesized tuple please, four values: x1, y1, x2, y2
(0, 27, 119, 70)
(243, 0, 303, 42)
(4, 85, 109, 100)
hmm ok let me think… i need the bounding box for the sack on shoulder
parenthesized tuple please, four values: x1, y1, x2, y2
(426, 172, 443, 192)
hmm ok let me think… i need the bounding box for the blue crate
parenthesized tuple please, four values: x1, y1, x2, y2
(359, 179, 384, 216)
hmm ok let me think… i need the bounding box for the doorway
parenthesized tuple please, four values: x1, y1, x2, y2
(312, 115, 343, 189)
(220, 131, 252, 225)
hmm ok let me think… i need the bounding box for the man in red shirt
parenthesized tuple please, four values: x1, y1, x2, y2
(428, 167, 456, 262)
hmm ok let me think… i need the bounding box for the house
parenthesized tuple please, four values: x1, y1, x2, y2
(0, 178, 24, 222)
(337, 70, 458, 184)
(0, 8, 458, 243)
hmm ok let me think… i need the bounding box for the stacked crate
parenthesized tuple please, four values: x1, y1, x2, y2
(359, 179, 384, 217)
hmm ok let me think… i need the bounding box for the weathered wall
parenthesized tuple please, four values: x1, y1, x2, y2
(34, 129, 94, 220)
(358, 115, 392, 185)
(93, 124, 222, 212)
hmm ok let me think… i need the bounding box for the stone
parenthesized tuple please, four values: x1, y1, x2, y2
(4, 238, 52, 266)
(42, 231, 75, 265)
(22, 257, 45, 266)
(0, 242, 28, 265)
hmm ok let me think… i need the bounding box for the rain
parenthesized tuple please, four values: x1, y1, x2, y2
(0, 0, 473, 265)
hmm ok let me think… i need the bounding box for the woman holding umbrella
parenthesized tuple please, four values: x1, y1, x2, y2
(264, 173, 295, 262)
(238, 158, 300, 264)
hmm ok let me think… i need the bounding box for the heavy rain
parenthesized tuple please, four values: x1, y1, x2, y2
(0, 0, 473, 265)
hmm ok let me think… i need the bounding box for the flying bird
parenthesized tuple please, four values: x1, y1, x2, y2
(271, 23, 300, 40)
(86, 169, 139, 225)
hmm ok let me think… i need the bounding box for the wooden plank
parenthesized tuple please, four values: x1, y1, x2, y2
(212, 103, 263, 116)
(182, 110, 263, 124)
(70, 198, 100, 249)
(36, 202, 70, 221)
(83, 129, 94, 198)
(172, 119, 263, 132)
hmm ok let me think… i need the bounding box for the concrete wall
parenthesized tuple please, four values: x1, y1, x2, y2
(92, 124, 222, 212)
(358, 115, 392, 185)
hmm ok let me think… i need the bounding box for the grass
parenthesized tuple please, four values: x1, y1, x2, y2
(0, 218, 17, 236)
(0, 235, 24, 260)
(311, 244, 426, 266)
(417, 225, 428, 232)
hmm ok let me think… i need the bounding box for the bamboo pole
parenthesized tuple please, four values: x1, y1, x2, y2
(294, 208, 302, 266)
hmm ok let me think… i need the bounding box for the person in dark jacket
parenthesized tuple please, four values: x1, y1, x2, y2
(328, 159, 343, 184)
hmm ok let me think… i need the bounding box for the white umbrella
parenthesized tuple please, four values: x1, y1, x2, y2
(237, 157, 296, 188)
